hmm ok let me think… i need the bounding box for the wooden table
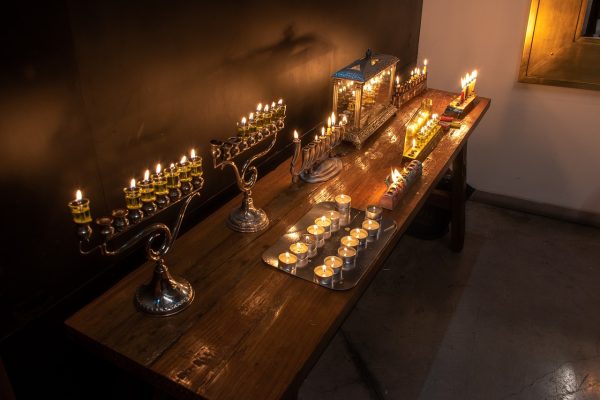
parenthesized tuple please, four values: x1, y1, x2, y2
(65, 89, 490, 400)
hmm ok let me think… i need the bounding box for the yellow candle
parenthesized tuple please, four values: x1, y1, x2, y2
(314, 264, 334, 285)
(350, 228, 368, 240)
(278, 251, 297, 270)
(68, 189, 92, 224)
(341, 235, 359, 249)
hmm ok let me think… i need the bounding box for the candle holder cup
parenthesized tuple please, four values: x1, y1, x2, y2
(290, 126, 344, 184)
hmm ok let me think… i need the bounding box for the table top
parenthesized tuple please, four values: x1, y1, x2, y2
(65, 89, 490, 400)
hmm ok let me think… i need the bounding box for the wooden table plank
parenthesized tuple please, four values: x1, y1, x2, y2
(66, 89, 490, 400)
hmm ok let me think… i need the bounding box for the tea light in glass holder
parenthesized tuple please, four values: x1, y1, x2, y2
(289, 242, 309, 267)
(278, 251, 297, 273)
(340, 235, 359, 251)
(324, 256, 343, 281)
(301, 233, 317, 258)
(325, 210, 341, 232)
(123, 179, 144, 223)
(362, 219, 380, 238)
(350, 228, 368, 248)
(335, 194, 352, 226)
(337, 246, 357, 268)
(313, 264, 334, 286)
(314, 216, 332, 239)
(68, 189, 92, 224)
(365, 204, 383, 221)
(307, 224, 325, 248)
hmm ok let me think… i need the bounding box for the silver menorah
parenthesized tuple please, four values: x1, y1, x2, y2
(290, 117, 346, 183)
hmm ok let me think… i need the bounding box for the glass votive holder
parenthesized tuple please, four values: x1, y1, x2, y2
(324, 256, 343, 282)
(350, 228, 368, 248)
(362, 219, 381, 239)
(307, 224, 325, 248)
(335, 194, 351, 212)
(68, 197, 92, 224)
(365, 205, 383, 221)
(289, 242, 309, 267)
(313, 264, 334, 286)
(314, 216, 332, 239)
(278, 252, 297, 273)
(337, 246, 357, 270)
(340, 235, 359, 251)
(301, 233, 317, 258)
(325, 210, 341, 232)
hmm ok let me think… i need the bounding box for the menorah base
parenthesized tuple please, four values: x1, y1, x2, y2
(300, 157, 343, 183)
(228, 206, 269, 233)
(134, 264, 194, 316)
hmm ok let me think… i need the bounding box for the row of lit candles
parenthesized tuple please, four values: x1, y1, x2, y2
(236, 99, 286, 137)
(68, 148, 203, 226)
(395, 58, 428, 87)
(292, 111, 348, 145)
(459, 70, 478, 102)
(277, 195, 384, 286)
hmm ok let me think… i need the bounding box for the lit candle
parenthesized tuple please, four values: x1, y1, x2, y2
(124, 178, 143, 223)
(189, 149, 203, 188)
(315, 216, 332, 239)
(164, 162, 182, 201)
(289, 242, 309, 265)
(255, 103, 264, 128)
(340, 235, 359, 250)
(277, 98, 286, 117)
(293, 130, 299, 143)
(350, 228, 368, 247)
(334, 194, 351, 211)
(301, 233, 317, 258)
(278, 251, 297, 272)
(263, 103, 272, 125)
(342, 115, 348, 126)
(365, 205, 383, 221)
(423, 59, 428, 74)
(326, 117, 332, 135)
(237, 116, 247, 138)
(139, 169, 157, 215)
(313, 264, 334, 286)
(178, 155, 193, 194)
(324, 256, 343, 280)
(307, 224, 325, 248)
(470, 70, 478, 94)
(337, 246, 357, 268)
(331, 112, 336, 127)
(325, 210, 341, 232)
(362, 219, 380, 237)
(152, 163, 170, 209)
(68, 189, 92, 224)
(247, 112, 256, 134)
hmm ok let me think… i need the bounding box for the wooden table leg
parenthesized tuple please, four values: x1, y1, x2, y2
(450, 144, 467, 252)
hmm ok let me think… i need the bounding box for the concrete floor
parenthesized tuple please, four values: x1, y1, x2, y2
(299, 201, 600, 400)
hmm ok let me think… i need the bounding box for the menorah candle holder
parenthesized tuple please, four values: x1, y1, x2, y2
(211, 101, 286, 233)
(379, 160, 423, 210)
(444, 69, 478, 119)
(403, 99, 444, 162)
(290, 124, 344, 184)
(332, 50, 399, 149)
(68, 157, 204, 317)
(393, 61, 428, 108)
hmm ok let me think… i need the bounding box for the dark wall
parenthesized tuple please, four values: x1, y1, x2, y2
(0, 0, 422, 397)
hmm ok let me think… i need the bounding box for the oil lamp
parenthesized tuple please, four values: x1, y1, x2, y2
(139, 169, 157, 216)
(124, 178, 143, 223)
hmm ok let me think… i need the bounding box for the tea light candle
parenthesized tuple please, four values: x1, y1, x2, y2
(325, 210, 341, 232)
(350, 228, 368, 248)
(307, 224, 325, 248)
(301, 233, 317, 258)
(278, 251, 297, 273)
(315, 216, 332, 239)
(365, 205, 383, 221)
(334, 194, 351, 211)
(362, 219, 380, 238)
(313, 264, 334, 286)
(324, 256, 343, 281)
(289, 242, 309, 266)
(68, 189, 92, 224)
(340, 235, 359, 250)
(337, 246, 357, 268)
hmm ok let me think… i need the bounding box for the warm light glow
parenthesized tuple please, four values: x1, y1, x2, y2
(391, 168, 401, 183)
(315, 134, 318, 141)
(271, 101, 276, 108)
(180, 155, 187, 164)
(321, 265, 326, 273)
(130, 178, 136, 188)
(257, 103, 262, 112)
(396, 76, 400, 84)
(473, 70, 478, 78)
(264, 104, 269, 112)
(191, 149, 196, 158)
(170, 163, 175, 169)
(294, 130, 298, 139)
(156, 163, 162, 174)
(144, 169, 150, 181)
(241, 116, 247, 124)
(249, 112, 254, 120)
(321, 127, 325, 136)
(331, 112, 336, 125)
(76, 190, 82, 201)
(412, 138, 416, 148)
(327, 117, 331, 128)
(278, 98, 283, 105)
(424, 59, 428, 66)
(342, 115, 348, 124)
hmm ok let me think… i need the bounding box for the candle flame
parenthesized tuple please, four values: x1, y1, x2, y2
(294, 130, 298, 139)
(473, 69, 478, 78)
(331, 112, 336, 125)
(424, 59, 428, 66)
(264, 104, 269, 112)
(322, 265, 326, 273)
(257, 103, 262, 112)
(327, 117, 331, 128)
(315, 134, 318, 141)
(412, 138, 416, 148)
(278, 98, 283, 105)
(342, 115, 348, 124)
(144, 169, 150, 181)
(76, 190, 82, 201)
(241, 116, 247, 124)
(180, 155, 187, 163)
(130, 178, 136, 188)
(321, 127, 325, 136)
(396, 76, 400, 84)
(170, 163, 175, 169)
(391, 168, 401, 183)
(249, 112, 254, 120)
(271, 101, 276, 108)
(191, 148, 196, 158)
(156, 163, 162, 174)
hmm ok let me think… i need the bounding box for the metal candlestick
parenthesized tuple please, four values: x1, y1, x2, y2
(211, 106, 285, 233)
(290, 125, 344, 184)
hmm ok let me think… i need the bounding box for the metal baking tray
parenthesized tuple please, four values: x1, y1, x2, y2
(262, 202, 397, 290)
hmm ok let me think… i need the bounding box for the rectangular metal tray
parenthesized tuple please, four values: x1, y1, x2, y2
(262, 202, 397, 290)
